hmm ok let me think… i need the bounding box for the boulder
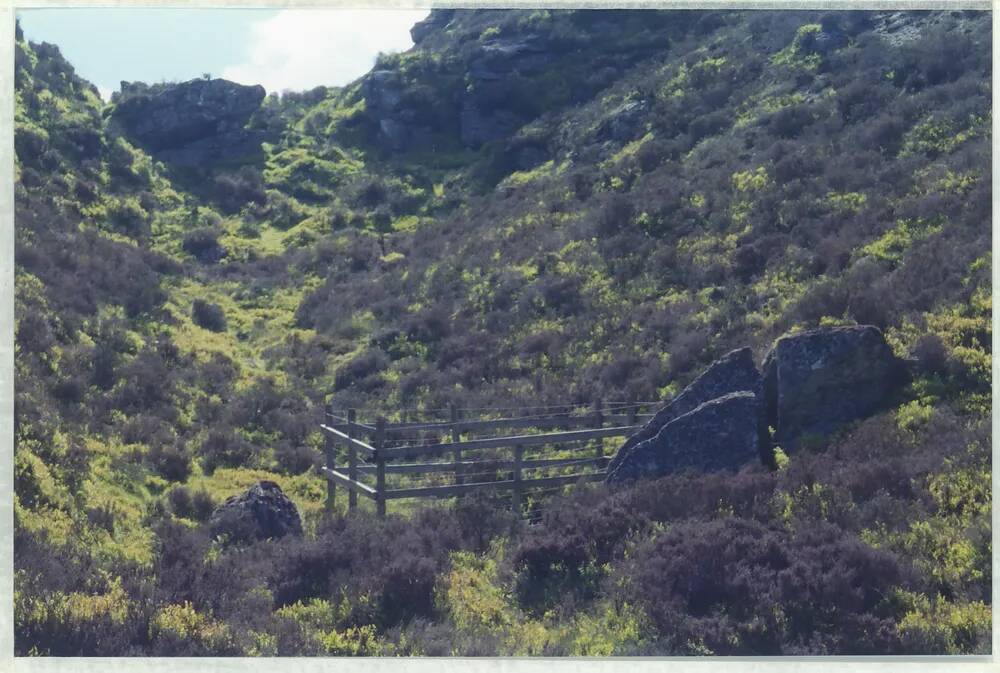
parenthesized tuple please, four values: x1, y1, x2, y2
(605, 392, 767, 485)
(110, 78, 265, 165)
(762, 325, 908, 450)
(606, 347, 762, 476)
(210, 480, 302, 542)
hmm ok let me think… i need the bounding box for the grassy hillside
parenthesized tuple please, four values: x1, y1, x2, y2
(13, 9, 991, 655)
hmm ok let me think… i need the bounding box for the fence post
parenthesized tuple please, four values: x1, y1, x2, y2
(324, 401, 335, 513)
(512, 443, 524, 515)
(593, 398, 605, 461)
(450, 403, 463, 492)
(375, 416, 387, 518)
(347, 408, 358, 513)
(627, 404, 637, 427)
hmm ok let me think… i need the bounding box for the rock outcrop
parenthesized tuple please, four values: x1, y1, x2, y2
(210, 480, 302, 542)
(410, 9, 456, 45)
(109, 78, 265, 166)
(606, 325, 908, 485)
(762, 325, 908, 450)
(606, 347, 762, 476)
(361, 70, 445, 152)
(597, 97, 651, 143)
(460, 35, 554, 148)
(605, 392, 766, 485)
(362, 70, 413, 151)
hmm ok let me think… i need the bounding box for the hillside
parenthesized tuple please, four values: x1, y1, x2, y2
(13, 9, 992, 656)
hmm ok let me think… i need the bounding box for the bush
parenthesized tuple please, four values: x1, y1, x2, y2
(112, 350, 175, 417)
(595, 193, 634, 236)
(274, 443, 319, 476)
(191, 300, 227, 332)
(617, 518, 908, 655)
(190, 490, 216, 522)
(182, 228, 226, 264)
(199, 431, 254, 475)
(147, 444, 192, 483)
(212, 167, 266, 214)
(167, 485, 193, 518)
(333, 349, 389, 391)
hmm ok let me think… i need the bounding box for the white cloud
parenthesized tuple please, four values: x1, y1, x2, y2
(221, 9, 429, 95)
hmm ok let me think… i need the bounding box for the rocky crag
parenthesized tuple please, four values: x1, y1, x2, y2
(108, 78, 266, 166)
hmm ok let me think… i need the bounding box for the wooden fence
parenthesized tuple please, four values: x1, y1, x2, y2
(318, 401, 657, 518)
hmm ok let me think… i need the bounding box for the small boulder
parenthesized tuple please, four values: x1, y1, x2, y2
(210, 480, 302, 542)
(605, 391, 767, 485)
(606, 347, 762, 476)
(762, 325, 908, 450)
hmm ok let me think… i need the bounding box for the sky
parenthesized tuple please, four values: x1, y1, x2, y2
(16, 8, 430, 100)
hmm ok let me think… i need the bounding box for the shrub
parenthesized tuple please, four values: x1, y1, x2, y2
(148, 601, 241, 656)
(510, 485, 646, 614)
(274, 443, 319, 476)
(199, 431, 254, 475)
(333, 349, 389, 391)
(121, 414, 176, 448)
(913, 333, 948, 376)
(167, 485, 193, 519)
(191, 300, 227, 333)
(769, 104, 815, 138)
(616, 518, 909, 655)
(14, 574, 144, 656)
(212, 167, 267, 214)
(147, 444, 192, 483)
(190, 490, 216, 522)
(181, 228, 226, 264)
(111, 350, 175, 417)
(595, 193, 633, 236)
(107, 197, 149, 238)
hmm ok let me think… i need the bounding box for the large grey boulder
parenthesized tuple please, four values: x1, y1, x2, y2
(762, 325, 908, 450)
(606, 347, 762, 476)
(110, 78, 265, 166)
(605, 392, 767, 485)
(210, 480, 302, 542)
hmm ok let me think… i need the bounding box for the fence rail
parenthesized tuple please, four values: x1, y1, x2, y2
(318, 400, 650, 517)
